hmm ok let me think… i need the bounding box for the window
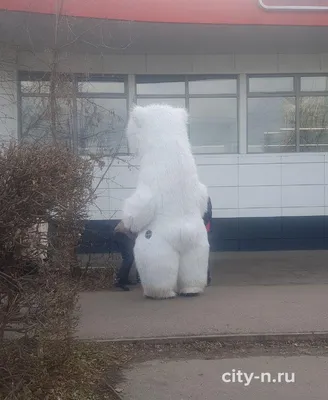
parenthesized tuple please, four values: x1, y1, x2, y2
(299, 96, 328, 152)
(77, 98, 128, 154)
(136, 75, 185, 95)
(136, 75, 238, 153)
(137, 98, 186, 108)
(77, 75, 128, 154)
(21, 96, 74, 144)
(189, 98, 238, 153)
(249, 77, 294, 93)
(247, 75, 328, 153)
(19, 73, 129, 155)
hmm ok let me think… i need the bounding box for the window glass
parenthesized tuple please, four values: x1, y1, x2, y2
(247, 97, 296, 153)
(78, 79, 125, 94)
(136, 98, 186, 108)
(188, 76, 237, 95)
(21, 81, 50, 94)
(299, 96, 328, 152)
(136, 75, 185, 95)
(301, 76, 328, 92)
(21, 77, 73, 95)
(249, 77, 294, 93)
(77, 98, 128, 154)
(189, 98, 238, 153)
(21, 96, 73, 144)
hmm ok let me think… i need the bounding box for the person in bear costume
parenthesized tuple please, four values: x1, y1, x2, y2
(120, 104, 209, 299)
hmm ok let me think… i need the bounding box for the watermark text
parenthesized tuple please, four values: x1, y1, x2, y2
(222, 369, 295, 386)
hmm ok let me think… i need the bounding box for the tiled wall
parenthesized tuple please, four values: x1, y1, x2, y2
(89, 153, 328, 221)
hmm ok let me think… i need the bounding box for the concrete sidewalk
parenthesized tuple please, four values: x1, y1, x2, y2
(77, 251, 328, 340)
(77, 283, 328, 340)
(121, 355, 328, 400)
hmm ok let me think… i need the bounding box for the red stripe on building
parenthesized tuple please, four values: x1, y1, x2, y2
(263, 0, 328, 6)
(1, 0, 328, 26)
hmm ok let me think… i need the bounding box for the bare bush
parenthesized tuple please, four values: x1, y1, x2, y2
(0, 141, 97, 399)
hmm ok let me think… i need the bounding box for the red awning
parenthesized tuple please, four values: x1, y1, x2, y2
(1, 0, 328, 26)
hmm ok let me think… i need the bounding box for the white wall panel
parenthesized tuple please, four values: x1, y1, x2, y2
(94, 195, 110, 211)
(107, 166, 139, 189)
(281, 154, 325, 164)
(239, 186, 281, 209)
(146, 55, 193, 74)
(238, 154, 281, 165)
(325, 186, 328, 207)
(239, 208, 281, 218)
(282, 185, 324, 208)
(194, 154, 238, 165)
(192, 55, 234, 73)
(235, 54, 278, 73)
(198, 165, 238, 187)
(282, 163, 324, 186)
(282, 207, 325, 217)
(324, 155, 328, 185)
(109, 188, 135, 212)
(239, 163, 281, 186)
(278, 54, 321, 73)
(208, 187, 239, 209)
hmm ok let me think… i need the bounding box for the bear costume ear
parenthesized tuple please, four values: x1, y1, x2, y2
(175, 107, 189, 124)
(130, 105, 147, 129)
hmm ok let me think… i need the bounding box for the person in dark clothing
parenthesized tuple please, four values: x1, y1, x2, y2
(202, 197, 212, 286)
(113, 221, 140, 291)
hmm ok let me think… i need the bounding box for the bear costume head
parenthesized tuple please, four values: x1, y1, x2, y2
(126, 104, 190, 157)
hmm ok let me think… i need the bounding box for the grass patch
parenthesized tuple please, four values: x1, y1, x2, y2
(2, 337, 328, 399)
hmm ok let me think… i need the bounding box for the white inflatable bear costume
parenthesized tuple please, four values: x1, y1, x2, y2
(121, 104, 209, 299)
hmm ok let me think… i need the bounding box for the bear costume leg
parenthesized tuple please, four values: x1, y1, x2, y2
(178, 236, 209, 296)
(134, 232, 179, 299)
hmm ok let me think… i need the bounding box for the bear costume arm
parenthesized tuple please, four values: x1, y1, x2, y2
(198, 182, 209, 218)
(121, 183, 156, 234)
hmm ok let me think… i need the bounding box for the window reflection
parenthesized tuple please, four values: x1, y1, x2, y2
(78, 81, 125, 94)
(188, 76, 236, 95)
(136, 75, 185, 95)
(249, 77, 294, 93)
(137, 98, 185, 108)
(247, 97, 296, 153)
(301, 77, 328, 92)
(300, 96, 328, 152)
(189, 98, 238, 153)
(77, 98, 128, 154)
(21, 96, 73, 145)
(21, 81, 50, 94)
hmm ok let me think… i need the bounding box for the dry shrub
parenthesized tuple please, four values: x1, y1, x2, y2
(0, 141, 98, 399)
(77, 253, 119, 291)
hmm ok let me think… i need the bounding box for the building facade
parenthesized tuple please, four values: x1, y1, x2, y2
(1, 0, 328, 251)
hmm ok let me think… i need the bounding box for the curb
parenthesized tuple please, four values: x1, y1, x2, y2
(79, 331, 328, 345)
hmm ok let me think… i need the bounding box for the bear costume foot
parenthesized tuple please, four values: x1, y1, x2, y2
(144, 289, 177, 300)
(179, 287, 203, 297)
(180, 292, 200, 297)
